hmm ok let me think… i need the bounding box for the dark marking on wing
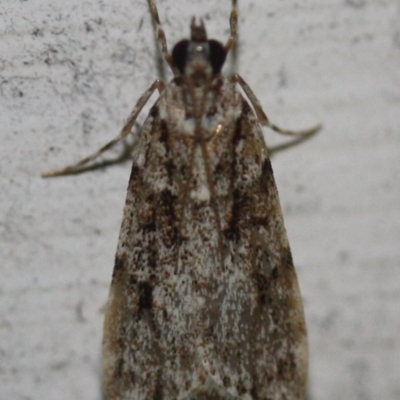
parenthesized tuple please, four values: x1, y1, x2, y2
(159, 188, 180, 246)
(251, 272, 269, 305)
(225, 106, 249, 242)
(149, 104, 159, 119)
(114, 254, 126, 272)
(148, 246, 158, 270)
(277, 353, 296, 382)
(140, 212, 157, 233)
(138, 281, 153, 311)
(128, 164, 140, 185)
(241, 100, 252, 121)
(233, 111, 243, 145)
(225, 188, 241, 241)
(260, 158, 274, 193)
(114, 357, 124, 379)
(159, 120, 169, 143)
(112, 253, 127, 281)
(282, 247, 294, 268)
(250, 385, 259, 400)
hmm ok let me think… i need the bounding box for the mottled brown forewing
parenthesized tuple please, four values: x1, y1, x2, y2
(102, 76, 307, 400)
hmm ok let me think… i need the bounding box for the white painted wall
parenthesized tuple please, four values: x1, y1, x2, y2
(1, 0, 399, 399)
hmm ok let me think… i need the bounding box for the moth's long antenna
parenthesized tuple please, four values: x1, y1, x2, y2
(147, 0, 174, 71)
(147, 0, 167, 81)
(224, 0, 238, 55)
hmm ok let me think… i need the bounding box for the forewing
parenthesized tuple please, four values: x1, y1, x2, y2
(202, 100, 308, 400)
(102, 100, 199, 399)
(102, 87, 308, 400)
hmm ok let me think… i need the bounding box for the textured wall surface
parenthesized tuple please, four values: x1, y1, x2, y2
(1, 0, 399, 399)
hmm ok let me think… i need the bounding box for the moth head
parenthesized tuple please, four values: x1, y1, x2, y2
(172, 18, 227, 85)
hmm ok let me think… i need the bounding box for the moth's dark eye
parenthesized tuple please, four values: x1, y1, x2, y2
(172, 40, 189, 74)
(208, 40, 226, 75)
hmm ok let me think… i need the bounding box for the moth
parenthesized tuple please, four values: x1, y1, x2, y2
(43, 0, 321, 399)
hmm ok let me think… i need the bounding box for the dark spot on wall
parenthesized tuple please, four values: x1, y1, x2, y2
(345, 0, 366, 9)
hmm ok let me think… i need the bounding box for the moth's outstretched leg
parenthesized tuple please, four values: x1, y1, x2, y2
(147, 0, 174, 71)
(225, 0, 238, 55)
(42, 79, 165, 177)
(268, 132, 319, 156)
(230, 73, 322, 139)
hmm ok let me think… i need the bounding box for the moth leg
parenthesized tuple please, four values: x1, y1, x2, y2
(147, 0, 174, 71)
(268, 133, 319, 156)
(224, 0, 238, 55)
(230, 73, 322, 138)
(42, 79, 165, 177)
